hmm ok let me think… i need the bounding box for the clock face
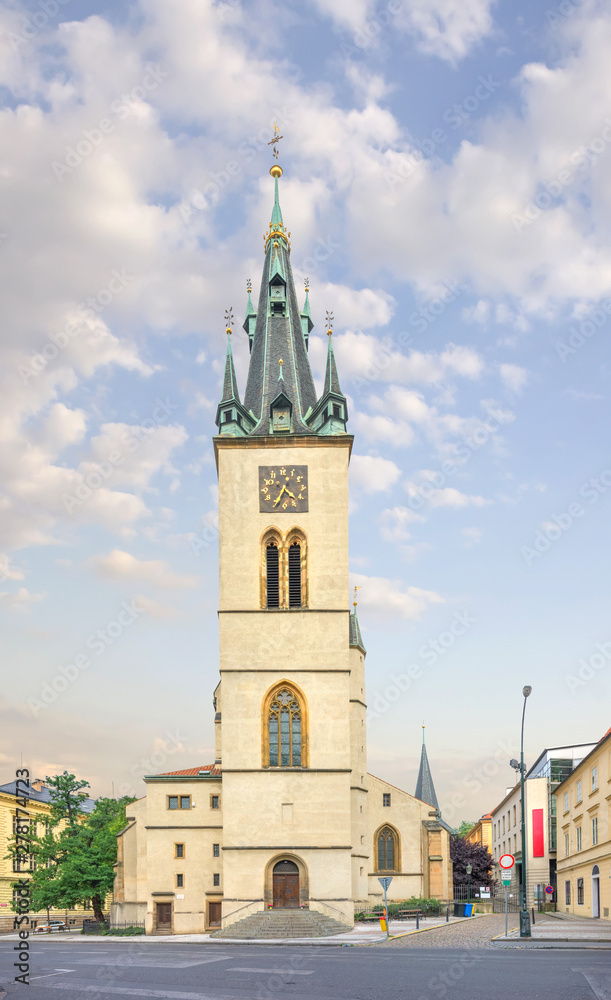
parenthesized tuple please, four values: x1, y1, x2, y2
(259, 465, 308, 512)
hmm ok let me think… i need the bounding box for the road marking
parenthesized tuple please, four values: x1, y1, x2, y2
(574, 971, 611, 1000)
(38, 986, 333, 1000)
(227, 967, 314, 974)
(75, 959, 231, 969)
(30, 970, 75, 980)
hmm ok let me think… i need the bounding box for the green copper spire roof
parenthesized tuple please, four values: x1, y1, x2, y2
(270, 174, 283, 228)
(323, 332, 343, 397)
(215, 164, 349, 438)
(220, 333, 240, 404)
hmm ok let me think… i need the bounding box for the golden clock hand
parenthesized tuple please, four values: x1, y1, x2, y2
(285, 489, 297, 499)
(273, 486, 287, 508)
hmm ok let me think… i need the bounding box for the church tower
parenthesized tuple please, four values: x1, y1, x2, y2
(212, 158, 367, 929)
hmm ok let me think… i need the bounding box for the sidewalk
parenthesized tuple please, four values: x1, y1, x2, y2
(1, 915, 471, 947)
(492, 913, 611, 949)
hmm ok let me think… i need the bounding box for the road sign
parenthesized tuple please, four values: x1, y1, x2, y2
(499, 854, 515, 869)
(378, 876, 393, 890)
(545, 885, 554, 895)
(501, 872, 512, 885)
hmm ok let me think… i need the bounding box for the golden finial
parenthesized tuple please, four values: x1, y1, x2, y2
(353, 585, 361, 607)
(246, 279, 252, 293)
(304, 277, 310, 293)
(224, 307, 234, 335)
(325, 310, 334, 336)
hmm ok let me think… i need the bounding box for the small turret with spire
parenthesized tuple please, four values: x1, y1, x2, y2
(415, 726, 440, 811)
(349, 585, 366, 653)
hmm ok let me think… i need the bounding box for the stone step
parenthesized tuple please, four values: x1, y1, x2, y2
(213, 908, 350, 939)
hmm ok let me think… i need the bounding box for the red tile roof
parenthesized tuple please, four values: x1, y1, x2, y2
(155, 765, 221, 777)
(598, 726, 611, 743)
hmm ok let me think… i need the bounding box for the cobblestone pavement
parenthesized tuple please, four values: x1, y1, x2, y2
(382, 913, 554, 949)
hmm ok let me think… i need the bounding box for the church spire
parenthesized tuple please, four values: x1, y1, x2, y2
(349, 585, 366, 652)
(218, 141, 349, 439)
(415, 726, 440, 810)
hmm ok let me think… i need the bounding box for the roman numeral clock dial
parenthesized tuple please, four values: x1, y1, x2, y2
(259, 466, 308, 512)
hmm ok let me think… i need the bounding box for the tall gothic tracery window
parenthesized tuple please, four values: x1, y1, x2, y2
(264, 684, 307, 768)
(376, 826, 399, 872)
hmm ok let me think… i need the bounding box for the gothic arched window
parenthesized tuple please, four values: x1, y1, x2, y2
(264, 684, 307, 768)
(376, 826, 399, 872)
(260, 528, 307, 609)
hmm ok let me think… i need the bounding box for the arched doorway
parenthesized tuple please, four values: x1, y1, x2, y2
(592, 865, 600, 919)
(272, 859, 299, 909)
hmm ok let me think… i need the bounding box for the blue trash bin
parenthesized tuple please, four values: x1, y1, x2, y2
(464, 903, 474, 917)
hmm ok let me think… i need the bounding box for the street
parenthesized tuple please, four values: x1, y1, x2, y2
(0, 935, 610, 1000)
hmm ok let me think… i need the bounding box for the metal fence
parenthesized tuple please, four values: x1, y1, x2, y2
(83, 920, 145, 935)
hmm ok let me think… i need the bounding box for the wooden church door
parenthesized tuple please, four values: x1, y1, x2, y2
(272, 860, 300, 908)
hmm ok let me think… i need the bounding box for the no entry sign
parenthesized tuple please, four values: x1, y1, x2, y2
(499, 854, 515, 869)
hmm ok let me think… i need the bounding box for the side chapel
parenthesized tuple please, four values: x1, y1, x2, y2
(112, 159, 451, 936)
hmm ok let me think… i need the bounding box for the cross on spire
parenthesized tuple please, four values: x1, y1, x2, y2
(224, 307, 234, 335)
(268, 122, 284, 162)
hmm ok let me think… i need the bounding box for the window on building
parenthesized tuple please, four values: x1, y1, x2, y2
(383, 793, 391, 807)
(176, 874, 184, 888)
(502, 816, 505, 834)
(577, 878, 584, 905)
(211, 795, 220, 809)
(576, 826, 582, 851)
(266, 542, 280, 608)
(266, 685, 304, 767)
(564, 791, 569, 813)
(591, 766, 598, 791)
(565, 881, 571, 905)
(168, 796, 191, 810)
(175, 844, 184, 859)
(288, 542, 302, 608)
(213, 843, 220, 857)
(513, 805, 516, 826)
(213, 873, 220, 887)
(377, 826, 399, 872)
(576, 779, 582, 804)
(564, 832, 569, 857)
(592, 816, 599, 846)
(514, 834, 517, 852)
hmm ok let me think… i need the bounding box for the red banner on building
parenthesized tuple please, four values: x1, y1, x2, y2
(532, 808, 544, 857)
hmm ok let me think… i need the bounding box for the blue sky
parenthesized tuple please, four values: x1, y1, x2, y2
(1, 0, 609, 824)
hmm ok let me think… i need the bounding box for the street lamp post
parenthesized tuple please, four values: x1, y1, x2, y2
(511, 685, 532, 937)
(466, 863, 472, 904)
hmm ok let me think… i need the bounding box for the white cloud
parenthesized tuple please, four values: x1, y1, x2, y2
(405, 478, 491, 508)
(0, 587, 46, 612)
(351, 571, 444, 620)
(397, 0, 495, 62)
(89, 549, 200, 589)
(499, 363, 529, 393)
(379, 506, 425, 542)
(350, 455, 401, 493)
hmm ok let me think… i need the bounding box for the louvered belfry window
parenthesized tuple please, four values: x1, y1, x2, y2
(288, 542, 301, 608)
(268, 688, 302, 767)
(266, 543, 279, 607)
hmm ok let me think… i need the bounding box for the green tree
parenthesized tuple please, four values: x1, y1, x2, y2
(454, 819, 476, 837)
(54, 797, 132, 923)
(8, 772, 133, 924)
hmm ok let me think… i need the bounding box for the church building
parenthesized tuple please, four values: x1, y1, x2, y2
(112, 159, 451, 936)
